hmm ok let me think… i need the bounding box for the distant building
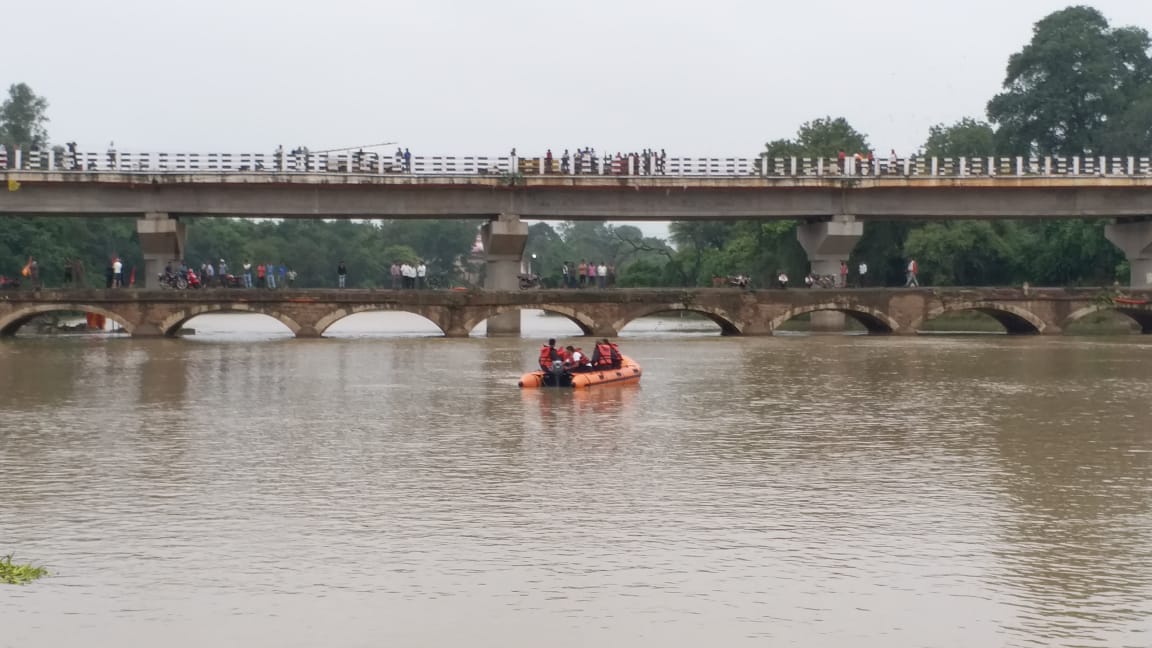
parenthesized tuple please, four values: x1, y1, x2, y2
(455, 229, 485, 286)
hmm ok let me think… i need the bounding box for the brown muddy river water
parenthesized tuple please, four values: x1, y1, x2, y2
(2, 312, 1151, 648)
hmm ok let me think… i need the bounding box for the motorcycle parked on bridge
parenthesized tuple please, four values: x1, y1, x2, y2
(518, 273, 540, 289)
(220, 273, 245, 288)
(158, 268, 201, 290)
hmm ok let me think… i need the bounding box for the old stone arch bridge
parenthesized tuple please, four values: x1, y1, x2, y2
(1, 287, 1150, 338)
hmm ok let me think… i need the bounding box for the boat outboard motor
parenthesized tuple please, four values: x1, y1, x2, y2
(549, 359, 567, 387)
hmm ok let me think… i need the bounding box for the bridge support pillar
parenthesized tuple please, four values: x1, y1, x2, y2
(1105, 219, 1152, 288)
(797, 216, 863, 331)
(482, 213, 529, 336)
(136, 213, 186, 290)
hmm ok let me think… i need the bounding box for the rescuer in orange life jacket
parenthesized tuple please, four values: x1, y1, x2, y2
(539, 338, 563, 371)
(591, 338, 622, 369)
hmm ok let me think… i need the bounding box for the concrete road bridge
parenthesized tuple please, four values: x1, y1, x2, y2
(1, 287, 1149, 339)
(4, 148, 1152, 333)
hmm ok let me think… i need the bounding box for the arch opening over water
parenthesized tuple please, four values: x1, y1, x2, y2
(161, 305, 300, 337)
(0, 305, 133, 337)
(321, 310, 445, 338)
(314, 305, 446, 337)
(467, 306, 594, 337)
(770, 304, 897, 335)
(1063, 305, 1152, 334)
(912, 303, 1045, 335)
(617, 308, 732, 336)
(615, 304, 741, 336)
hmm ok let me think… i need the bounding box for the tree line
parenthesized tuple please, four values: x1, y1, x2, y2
(3, 6, 1149, 288)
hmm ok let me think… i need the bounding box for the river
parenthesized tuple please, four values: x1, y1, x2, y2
(2, 311, 1150, 648)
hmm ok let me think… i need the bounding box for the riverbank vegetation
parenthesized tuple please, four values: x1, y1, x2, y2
(2, 7, 1148, 291)
(0, 554, 47, 585)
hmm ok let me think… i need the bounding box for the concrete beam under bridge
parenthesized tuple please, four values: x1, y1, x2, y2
(136, 213, 185, 289)
(1105, 219, 1152, 288)
(4, 173, 1152, 221)
(481, 214, 528, 336)
(797, 216, 863, 331)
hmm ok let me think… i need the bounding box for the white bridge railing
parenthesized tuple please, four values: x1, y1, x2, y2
(2, 148, 1151, 178)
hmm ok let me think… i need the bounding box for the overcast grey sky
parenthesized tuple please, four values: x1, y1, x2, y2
(10, 0, 1152, 158)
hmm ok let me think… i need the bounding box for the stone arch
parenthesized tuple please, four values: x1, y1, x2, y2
(460, 304, 595, 336)
(769, 302, 900, 334)
(159, 304, 303, 337)
(0, 303, 135, 336)
(613, 303, 742, 336)
(313, 304, 446, 336)
(1063, 304, 1152, 334)
(909, 301, 1048, 335)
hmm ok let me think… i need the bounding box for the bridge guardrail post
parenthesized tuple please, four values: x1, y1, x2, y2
(14, 147, 21, 170)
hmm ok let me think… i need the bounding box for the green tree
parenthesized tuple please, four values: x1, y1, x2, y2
(1099, 84, 1152, 153)
(922, 118, 997, 157)
(987, 6, 1152, 155)
(1018, 220, 1124, 285)
(0, 83, 50, 150)
(904, 221, 1025, 286)
(764, 116, 871, 158)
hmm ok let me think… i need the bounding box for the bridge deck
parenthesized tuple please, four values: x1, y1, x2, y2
(4, 152, 1152, 220)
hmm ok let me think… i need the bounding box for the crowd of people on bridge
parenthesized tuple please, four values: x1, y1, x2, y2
(536, 148, 668, 176)
(559, 260, 616, 288)
(538, 337, 622, 373)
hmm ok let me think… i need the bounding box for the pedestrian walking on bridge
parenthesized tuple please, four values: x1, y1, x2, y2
(905, 259, 919, 287)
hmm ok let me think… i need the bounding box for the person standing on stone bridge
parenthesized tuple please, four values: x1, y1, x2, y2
(337, 261, 348, 288)
(905, 258, 919, 287)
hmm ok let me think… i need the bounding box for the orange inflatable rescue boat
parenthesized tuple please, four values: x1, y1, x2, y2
(519, 355, 642, 389)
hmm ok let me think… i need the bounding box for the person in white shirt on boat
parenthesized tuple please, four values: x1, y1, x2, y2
(565, 345, 591, 372)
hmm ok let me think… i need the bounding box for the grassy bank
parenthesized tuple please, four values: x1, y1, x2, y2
(0, 554, 48, 585)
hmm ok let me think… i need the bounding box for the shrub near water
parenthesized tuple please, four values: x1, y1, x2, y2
(0, 554, 48, 585)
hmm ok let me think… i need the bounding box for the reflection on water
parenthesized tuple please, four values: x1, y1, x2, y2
(1, 314, 1151, 648)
